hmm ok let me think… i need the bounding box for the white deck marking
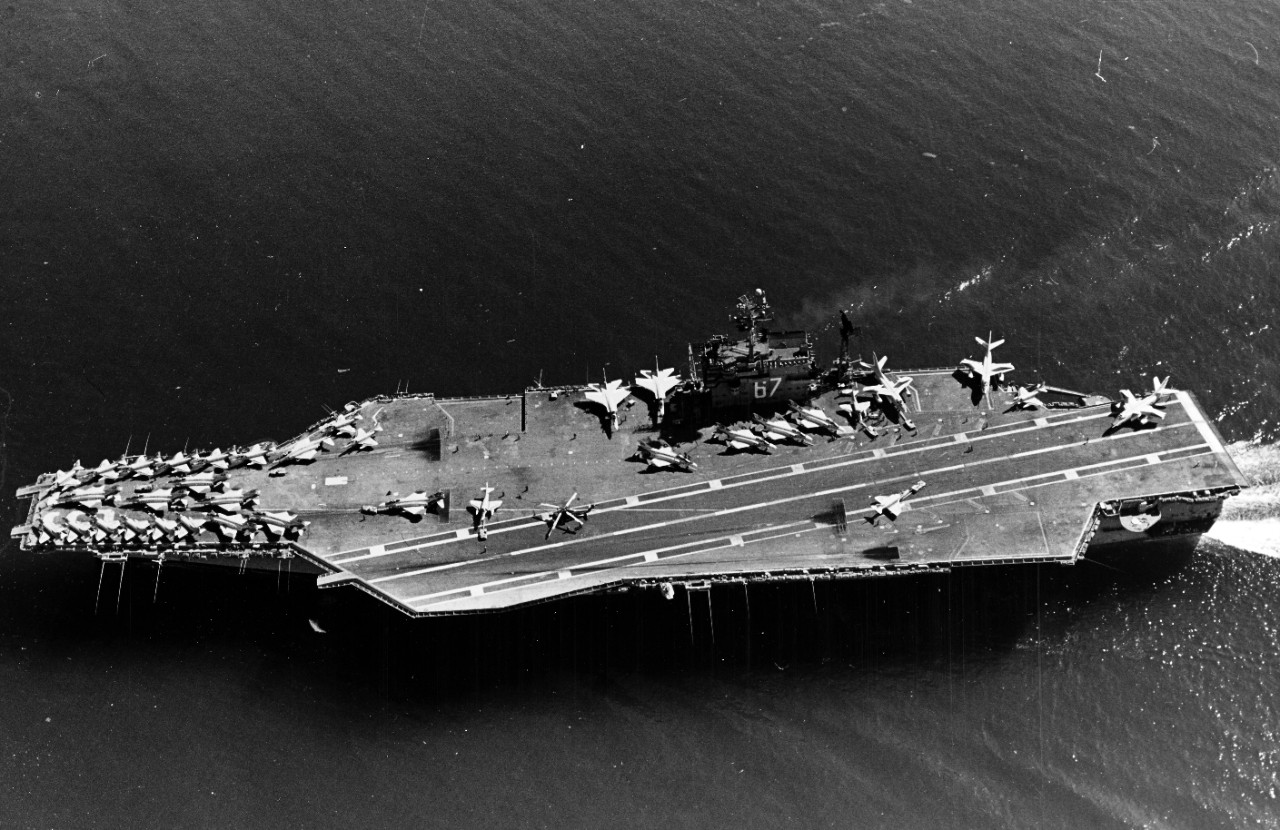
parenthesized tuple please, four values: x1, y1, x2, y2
(378, 425, 1201, 587)
(335, 407, 1117, 560)
(707, 479, 724, 490)
(920, 447, 1215, 513)
(1178, 390, 1226, 453)
(953, 433, 969, 444)
(1035, 418, 1049, 427)
(980, 485, 997, 497)
(1063, 470, 1079, 479)
(407, 521, 813, 606)
(1146, 454, 1162, 465)
(626, 495, 641, 506)
(791, 464, 805, 473)
(332, 405, 1167, 563)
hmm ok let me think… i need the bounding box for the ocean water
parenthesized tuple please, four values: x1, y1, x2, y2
(3, 0, 1280, 826)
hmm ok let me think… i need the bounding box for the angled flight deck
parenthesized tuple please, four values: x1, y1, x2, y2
(13, 295, 1246, 618)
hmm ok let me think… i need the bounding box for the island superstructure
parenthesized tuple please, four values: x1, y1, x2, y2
(12, 292, 1247, 617)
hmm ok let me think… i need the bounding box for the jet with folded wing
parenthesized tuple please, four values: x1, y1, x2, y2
(960, 333, 1015, 399)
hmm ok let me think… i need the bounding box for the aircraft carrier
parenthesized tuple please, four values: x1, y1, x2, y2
(12, 292, 1247, 617)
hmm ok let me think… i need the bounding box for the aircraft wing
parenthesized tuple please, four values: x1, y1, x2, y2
(990, 362, 1015, 374)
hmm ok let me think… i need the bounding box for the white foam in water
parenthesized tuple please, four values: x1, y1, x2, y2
(1205, 520, 1280, 558)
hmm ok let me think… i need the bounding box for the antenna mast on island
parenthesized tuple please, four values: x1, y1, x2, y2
(734, 288, 772, 362)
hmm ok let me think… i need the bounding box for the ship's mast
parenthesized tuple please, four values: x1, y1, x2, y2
(734, 288, 772, 362)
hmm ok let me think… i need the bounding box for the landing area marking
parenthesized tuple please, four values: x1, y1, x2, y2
(329, 406, 1129, 565)
(370, 421, 1200, 588)
(408, 442, 1216, 610)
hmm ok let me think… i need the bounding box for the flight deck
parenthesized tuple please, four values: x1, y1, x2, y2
(14, 369, 1244, 617)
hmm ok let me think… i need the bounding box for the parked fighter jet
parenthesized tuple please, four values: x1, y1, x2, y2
(178, 514, 211, 540)
(342, 412, 384, 453)
(123, 454, 159, 479)
(1010, 384, 1048, 410)
(196, 486, 260, 513)
(275, 435, 334, 464)
(363, 490, 447, 519)
(467, 485, 502, 540)
(89, 459, 122, 483)
(53, 484, 118, 511)
(121, 487, 175, 513)
(160, 451, 194, 476)
(787, 401, 843, 436)
(326, 405, 364, 437)
(197, 448, 230, 471)
(231, 443, 274, 468)
(714, 425, 776, 454)
(633, 364, 682, 424)
(537, 493, 593, 540)
(51, 463, 88, 489)
(178, 471, 228, 494)
(584, 378, 631, 435)
(121, 514, 154, 544)
(1110, 377, 1171, 430)
(866, 480, 927, 524)
(960, 333, 1015, 399)
(209, 512, 252, 545)
(863, 376, 915, 407)
(256, 510, 309, 540)
(634, 440, 697, 471)
(752, 413, 815, 446)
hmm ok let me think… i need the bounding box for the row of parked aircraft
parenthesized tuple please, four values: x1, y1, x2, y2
(46, 443, 279, 494)
(582, 362, 684, 433)
(42, 406, 391, 500)
(26, 504, 308, 550)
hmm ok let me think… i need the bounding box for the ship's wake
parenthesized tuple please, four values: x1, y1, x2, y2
(1205, 440, 1280, 557)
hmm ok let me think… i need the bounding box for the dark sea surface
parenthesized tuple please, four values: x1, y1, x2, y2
(3, 0, 1280, 826)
